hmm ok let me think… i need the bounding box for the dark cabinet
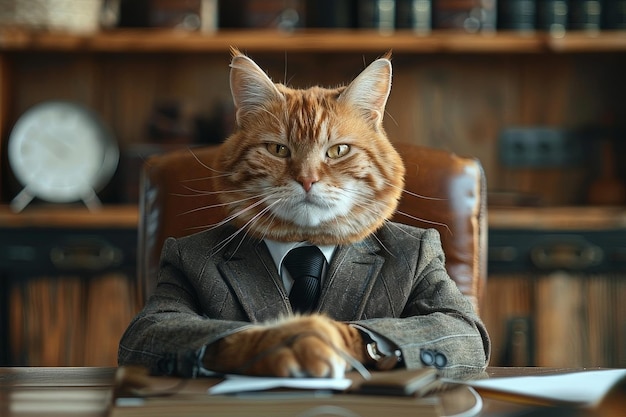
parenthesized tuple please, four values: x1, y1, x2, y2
(0, 207, 138, 366)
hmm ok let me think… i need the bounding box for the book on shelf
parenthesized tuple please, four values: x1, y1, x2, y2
(356, 0, 397, 32)
(569, 0, 602, 31)
(498, 0, 537, 31)
(396, 0, 432, 33)
(537, 0, 568, 34)
(432, 0, 497, 32)
(305, 0, 355, 28)
(603, 0, 626, 29)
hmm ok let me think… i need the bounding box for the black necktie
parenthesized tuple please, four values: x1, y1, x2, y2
(283, 246, 325, 314)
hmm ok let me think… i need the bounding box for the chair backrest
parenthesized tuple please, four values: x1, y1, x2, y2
(137, 142, 487, 312)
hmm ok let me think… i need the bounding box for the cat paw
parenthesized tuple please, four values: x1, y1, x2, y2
(208, 314, 365, 378)
(271, 330, 349, 378)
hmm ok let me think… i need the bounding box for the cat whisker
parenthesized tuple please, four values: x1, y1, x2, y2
(209, 227, 247, 257)
(181, 172, 231, 182)
(379, 222, 440, 254)
(347, 192, 386, 215)
(188, 147, 226, 174)
(183, 195, 274, 239)
(338, 184, 397, 203)
(330, 194, 401, 253)
(229, 202, 282, 257)
(368, 231, 396, 258)
(283, 50, 287, 84)
(256, 202, 284, 241)
(283, 50, 295, 86)
(177, 195, 260, 217)
(384, 109, 399, 127)
(389, 212, 452, 235)
(186, 212, 240, 235)
(205, 219, 256, 256)
(321, 194, 383, 248)
(178, 190, 276, 216)
(217, 226, 252, 260)
(210, 200, 280, 256)
(345, 192, 452, 239)
(382, 180, 445, 201)
(172, 186, 241, 197)
(340, 185, 451, 234)
(382, 220, 434, 247)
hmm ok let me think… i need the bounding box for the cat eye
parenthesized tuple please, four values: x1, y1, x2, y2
(327, 144, 350, 159)
(266, 143, 290, 158)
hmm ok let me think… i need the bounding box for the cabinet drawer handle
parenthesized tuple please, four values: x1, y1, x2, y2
(50, 239, 123, 270)
(530, 240, 603, 270)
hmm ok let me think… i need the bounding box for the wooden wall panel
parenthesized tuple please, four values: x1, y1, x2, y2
(481, 275, 533, 366)
(9, 274, 136, 366)
(535, 272, 585, 367)
(96, 55, 231, 146)
(10, 277, 83, 366)
(485, 273, 626, 368)
(12, 55, 100, 118)
(83, 273, 137, 366)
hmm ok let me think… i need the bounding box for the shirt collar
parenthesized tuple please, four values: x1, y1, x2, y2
(264, 239, 336, 276)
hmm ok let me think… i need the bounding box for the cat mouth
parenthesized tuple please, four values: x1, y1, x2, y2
(270, 197, 341, 227)
(302, 194, 325, 207)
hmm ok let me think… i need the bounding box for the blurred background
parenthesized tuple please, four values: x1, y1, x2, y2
(0, 0, 624, 369)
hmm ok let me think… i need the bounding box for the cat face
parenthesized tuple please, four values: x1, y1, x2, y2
(213, 49, 405, 245)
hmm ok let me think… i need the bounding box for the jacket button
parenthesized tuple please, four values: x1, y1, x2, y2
(434, 352, 447, 369)
(420, 349, 435, 366)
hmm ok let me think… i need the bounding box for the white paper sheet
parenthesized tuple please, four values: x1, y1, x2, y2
(464, 369, 626, 407)
(207, 375, 353, 395)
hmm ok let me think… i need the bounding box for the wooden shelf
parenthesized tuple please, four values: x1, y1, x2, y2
(547, 31, 626, 52)
(1, 203, 624, 231)
(1, 28, 626, 54)
(488, 206, 626, 230)
(0, 204, 138, 228)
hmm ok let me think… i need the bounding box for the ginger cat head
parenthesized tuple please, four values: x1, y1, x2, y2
(214, 49, 405, 246)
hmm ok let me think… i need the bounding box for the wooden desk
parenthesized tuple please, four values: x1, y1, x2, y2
(0, 367, 600, 417)
(0, 367, 114, 417)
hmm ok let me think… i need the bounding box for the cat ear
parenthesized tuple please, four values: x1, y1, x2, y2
(338, 55, 392, 127)
(229, 48, 283, 125)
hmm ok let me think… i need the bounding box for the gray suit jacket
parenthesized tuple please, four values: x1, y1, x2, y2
(118, 222, 490, 379)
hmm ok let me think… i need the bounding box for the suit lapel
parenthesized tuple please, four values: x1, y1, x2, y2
(212, 226, 386, 322)
(318, 236, 385, 321)
(216, 235, 291, 322)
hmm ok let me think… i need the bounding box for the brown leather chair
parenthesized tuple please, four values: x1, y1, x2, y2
(137, 143, 487, 312)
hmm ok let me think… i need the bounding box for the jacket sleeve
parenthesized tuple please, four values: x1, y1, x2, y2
(117, 237, 253, 376)
(352, 228, 491, 380)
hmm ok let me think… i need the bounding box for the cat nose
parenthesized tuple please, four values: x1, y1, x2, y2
(298, 177, 318, 192)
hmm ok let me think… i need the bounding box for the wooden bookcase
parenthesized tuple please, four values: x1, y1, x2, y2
(0, 28, 625, 367)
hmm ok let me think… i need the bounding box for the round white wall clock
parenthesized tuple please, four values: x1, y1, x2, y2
(8, 101, 119, 212)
